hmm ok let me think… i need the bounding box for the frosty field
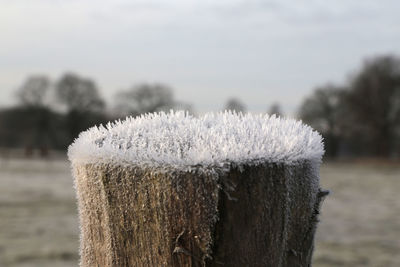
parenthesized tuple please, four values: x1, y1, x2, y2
(0, 158, 399, 266)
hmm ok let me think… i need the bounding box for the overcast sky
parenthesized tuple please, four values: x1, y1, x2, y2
(1, 0, 400, 114)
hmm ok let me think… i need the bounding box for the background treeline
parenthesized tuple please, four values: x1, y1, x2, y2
(0, 73, 193, 153)
(0, 54, 399, 159)
(299, 54, 400, 158)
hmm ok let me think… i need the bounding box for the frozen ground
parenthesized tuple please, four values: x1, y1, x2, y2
(314, 162, 400, 267)
(0, 159, 78, 267)
(0, 158, 399, 266)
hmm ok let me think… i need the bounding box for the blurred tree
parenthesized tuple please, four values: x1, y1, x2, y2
(0, 106, 68, 152)
(299, 84, 345, 158)
(114, 84, 177, 117)
(224, 98, 246, 113)
(14, 75, 54, 155)
(268, 103, 283, 117)
(344, 55, 400, 157)
(56, 73, 105, 112)
(17, 75, 50, 107)
(56, 73, 107, 141)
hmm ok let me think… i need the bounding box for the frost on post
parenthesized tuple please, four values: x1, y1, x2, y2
(68, 111, 327, 267)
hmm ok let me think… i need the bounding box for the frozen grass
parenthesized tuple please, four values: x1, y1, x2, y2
(0, 159, 79, 267)
(314, 162, 400, 267)
(0, 158, 399, 266)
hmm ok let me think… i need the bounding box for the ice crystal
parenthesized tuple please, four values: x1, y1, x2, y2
(68, 111, 324, 169)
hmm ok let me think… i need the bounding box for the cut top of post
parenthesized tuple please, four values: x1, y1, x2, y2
(68, 111, 324, 170)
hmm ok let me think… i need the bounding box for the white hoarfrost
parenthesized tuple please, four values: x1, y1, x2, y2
(68, 111, 324, 169)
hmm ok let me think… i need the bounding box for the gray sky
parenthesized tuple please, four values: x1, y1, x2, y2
(1, 0, 400, 114)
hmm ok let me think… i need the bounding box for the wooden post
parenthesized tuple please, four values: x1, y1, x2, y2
(69, 112, 327, 267)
